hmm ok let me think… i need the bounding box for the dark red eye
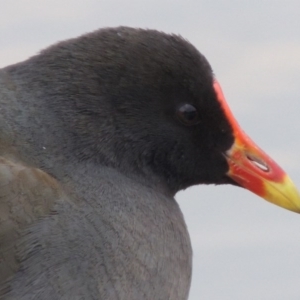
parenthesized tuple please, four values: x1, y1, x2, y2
(176, 104, 200, 126)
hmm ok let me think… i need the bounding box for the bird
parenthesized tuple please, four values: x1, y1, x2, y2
(0, 26, 299, 300)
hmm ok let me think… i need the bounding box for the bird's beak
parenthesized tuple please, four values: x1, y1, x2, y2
(214, 81, 300, 213)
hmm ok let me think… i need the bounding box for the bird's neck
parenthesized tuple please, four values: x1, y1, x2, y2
(0, 68, 69, 168)
(0, 67, 177, 196)
(0, 66, 176, 206)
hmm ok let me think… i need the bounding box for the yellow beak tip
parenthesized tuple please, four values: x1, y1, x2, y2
(262, 175, 300, 214)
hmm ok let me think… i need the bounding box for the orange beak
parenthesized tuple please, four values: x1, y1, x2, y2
(214, 81, 300, 213)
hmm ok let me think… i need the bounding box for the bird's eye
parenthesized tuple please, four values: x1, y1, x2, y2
(176, 104, 200, 126)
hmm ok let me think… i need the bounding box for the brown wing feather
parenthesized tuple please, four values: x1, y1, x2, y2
(0, 157, 61, 282)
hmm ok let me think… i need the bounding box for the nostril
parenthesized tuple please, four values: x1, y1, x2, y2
(246, 154, 269, 172)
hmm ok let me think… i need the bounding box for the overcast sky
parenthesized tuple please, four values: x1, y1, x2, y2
(1, 1, 300, 299)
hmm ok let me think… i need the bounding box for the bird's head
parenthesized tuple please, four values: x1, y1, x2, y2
(24, 27, 300, 212)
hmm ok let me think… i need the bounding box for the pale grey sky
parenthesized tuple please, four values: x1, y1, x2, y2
(1, 1, 300, 299)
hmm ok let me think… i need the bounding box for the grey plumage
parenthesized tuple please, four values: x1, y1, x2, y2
(0, 27, 235, 299)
